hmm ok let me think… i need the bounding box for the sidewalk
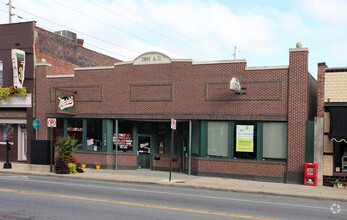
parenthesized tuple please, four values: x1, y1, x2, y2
(1, 162, 346, 202)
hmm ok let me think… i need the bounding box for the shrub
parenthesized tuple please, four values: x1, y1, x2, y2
(55, 159, 70, 174)
(67, 163, 77, 174)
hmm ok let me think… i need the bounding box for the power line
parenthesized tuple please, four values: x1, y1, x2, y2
(49, 0, 188, 59)
(12, 7, 141, 58)
(109, 0, 233, 58)
(86, 0, 217, 58)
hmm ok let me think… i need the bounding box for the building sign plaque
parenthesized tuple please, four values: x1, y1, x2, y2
(56, 91, 76, 114)
(133, 52, 171, 65)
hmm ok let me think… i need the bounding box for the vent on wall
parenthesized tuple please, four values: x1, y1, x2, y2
(54, 30, 77, 45)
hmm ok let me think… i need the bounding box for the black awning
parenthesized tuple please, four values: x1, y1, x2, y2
(327, 106, 347, 141)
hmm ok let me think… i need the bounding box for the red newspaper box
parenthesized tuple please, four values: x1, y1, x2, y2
(304, 163, 317, 186)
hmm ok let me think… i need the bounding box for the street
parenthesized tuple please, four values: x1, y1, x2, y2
(0, 173, 346, 220)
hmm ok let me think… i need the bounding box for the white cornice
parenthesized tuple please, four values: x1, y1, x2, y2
(246, 65, 289, 70)
(47, 74, 75, 78)
(193, 59, 247, 65)
(289, 48, 309, 52)
(75, 66, 114, 71)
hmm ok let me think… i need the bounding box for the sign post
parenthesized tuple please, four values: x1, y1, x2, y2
(169, 119, 176, 182)
(33, 119, 40, 140)
(47, 118, 56, 172)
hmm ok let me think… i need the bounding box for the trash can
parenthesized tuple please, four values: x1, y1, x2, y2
(30, 140, 52, 165)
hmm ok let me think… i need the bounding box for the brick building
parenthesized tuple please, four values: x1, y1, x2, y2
(34, 42, 316, 184)
(316, 64, 347, 186)
(0, 22, 120, 163)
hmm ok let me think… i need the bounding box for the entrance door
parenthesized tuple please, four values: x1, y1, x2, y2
(17, 128, 27, 161)
(138, 136, 151, 169)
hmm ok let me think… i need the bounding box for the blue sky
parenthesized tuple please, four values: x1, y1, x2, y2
(1, 0, 347, 79)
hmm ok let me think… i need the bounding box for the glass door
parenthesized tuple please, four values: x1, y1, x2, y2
(138, 136, 151, 169)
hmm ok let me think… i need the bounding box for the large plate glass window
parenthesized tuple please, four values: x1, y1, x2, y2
(67, 119, 82, 149)
(263, 122, 288, 160)
(116, 121, 133, 152)
(86, 119, 102, 152)
(207, 121, 229, 157)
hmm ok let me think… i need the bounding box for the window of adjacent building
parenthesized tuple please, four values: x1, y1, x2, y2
(263, 122, 288, 160)
(0, 124, 14, 143)
(86, 119, 103, 152)
(234, 122, 257, 159)
(0, 60, 3, 86)
(116, 121, 133, 152)
(67, 118, 83, 149)
(207, 121, 229, 157)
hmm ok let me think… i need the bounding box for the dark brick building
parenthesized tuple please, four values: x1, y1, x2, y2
(0, 22, 120, 163)
(34, 42, 316, 184)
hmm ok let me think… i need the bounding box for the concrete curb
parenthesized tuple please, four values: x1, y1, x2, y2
(1, 169, 346, 202)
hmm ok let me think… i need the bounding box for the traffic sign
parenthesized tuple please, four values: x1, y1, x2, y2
(33, 119, 40, 130)
(47, 118, 57, 128)
(171, 119, 176, 130)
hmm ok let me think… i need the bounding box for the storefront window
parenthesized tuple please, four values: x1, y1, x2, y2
(234, 122, 257, 159)
(0, 125, 14, 143)
(207, 122, 229, 157)
(116, 121, 133, 152)
(334, 142, 347, 173)
(55, 118, 65, 140)
(263, 122, 287, 160)
(191, 121, 200, 156)
(67, 118, 82, 148)
(86, 119, 102, 152)
(158, 123, 166, 154)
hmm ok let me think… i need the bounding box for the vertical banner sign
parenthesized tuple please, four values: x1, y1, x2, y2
(12, 49, 25, 89)
(236, 125, 254, 152)
(56, 91, 76, 114)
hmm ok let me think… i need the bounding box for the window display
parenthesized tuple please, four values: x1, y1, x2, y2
(0, 125, 14, 143)
(115, 121, 133, 152)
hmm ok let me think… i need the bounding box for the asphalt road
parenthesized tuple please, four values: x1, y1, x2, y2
(0, 173, 346, 220)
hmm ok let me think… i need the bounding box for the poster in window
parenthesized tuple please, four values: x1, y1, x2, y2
(236, 125, 254, 152)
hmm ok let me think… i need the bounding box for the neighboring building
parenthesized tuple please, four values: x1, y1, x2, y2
(34, 43, 316, 184)
(316, 64, 347, 186)
(0, 22, 120, 163)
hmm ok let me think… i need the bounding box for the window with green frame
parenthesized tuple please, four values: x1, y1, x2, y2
(262, 122, 287, 160)
(207, 121, 229, 157)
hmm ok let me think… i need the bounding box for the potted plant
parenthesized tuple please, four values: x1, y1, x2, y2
(81, 162, 87, 168)
(54, 136, 77, 174)
(95, 162, 101, 169)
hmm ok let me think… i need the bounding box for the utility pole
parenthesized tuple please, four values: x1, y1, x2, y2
(233, 46, 236, 60)
(7, 0, 13, 23)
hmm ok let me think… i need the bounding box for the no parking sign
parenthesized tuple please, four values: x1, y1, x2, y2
(47, 118, 57, 128)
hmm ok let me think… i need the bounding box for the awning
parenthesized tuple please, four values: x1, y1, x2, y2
(327, 106, 347, 142)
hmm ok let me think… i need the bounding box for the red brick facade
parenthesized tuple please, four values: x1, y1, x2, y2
(33, 46, 316, 183)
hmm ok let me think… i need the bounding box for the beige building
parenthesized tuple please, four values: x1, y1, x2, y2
(316, 63, 347, 186)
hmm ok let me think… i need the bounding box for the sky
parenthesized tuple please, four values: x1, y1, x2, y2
(1, 0, 347, 79)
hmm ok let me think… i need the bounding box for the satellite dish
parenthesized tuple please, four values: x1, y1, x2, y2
(230, 77, 241, 93)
